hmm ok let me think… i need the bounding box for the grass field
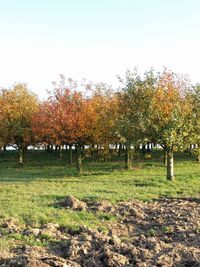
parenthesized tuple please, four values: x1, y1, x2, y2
(0, 150, 200, 250)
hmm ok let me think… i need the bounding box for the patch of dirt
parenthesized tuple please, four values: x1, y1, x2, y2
(87, 200, 114, 213)
(2, 218, 21, 233)
(1, 197, 200, 266)
(62, 196, 87, 211)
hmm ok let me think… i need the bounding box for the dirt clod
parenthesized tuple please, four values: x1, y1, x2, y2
(63, 196, 87, 211)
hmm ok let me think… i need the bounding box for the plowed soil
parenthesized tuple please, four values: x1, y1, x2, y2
(1, 197, 200, 267)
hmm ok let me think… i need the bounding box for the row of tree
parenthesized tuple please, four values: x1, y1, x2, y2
(0, 68, 199, 180)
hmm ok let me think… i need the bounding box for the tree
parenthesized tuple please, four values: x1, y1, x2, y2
(89, 83, 119, 161)
(33, 77, 96, 174)
(149, 69, 192, 180)
(0, 83, 38, 165)
(187, 85, 200, 161)
(117, 69, 156, 169)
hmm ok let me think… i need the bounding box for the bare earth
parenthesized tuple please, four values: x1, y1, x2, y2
(1, 197, 200, 267)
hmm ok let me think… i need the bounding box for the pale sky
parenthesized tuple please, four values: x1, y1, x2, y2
(0, 0, 200, 98)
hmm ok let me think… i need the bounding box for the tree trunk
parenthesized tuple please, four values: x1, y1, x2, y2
(19, 147, 23, 166)
(196, 147, 200, 162)
(46, 144, 50, 152)
(135, 144, 140, 153)
(59, 145, 63, 159)
(103, 143, 109, 162)
(54, 145, 58, 156)
(68, 144, 73, 165)
(114, 142, 118, 154)
(125, 145, 132, 170)
(76, 144, 82, 175)
(118, 143, 122, 157)
(166, 148, 174, 181)
(147, 142, 151, 152)
(189, 144, 193, 157)
(163, 148, 167, 165)
(142, 144, 146, 155)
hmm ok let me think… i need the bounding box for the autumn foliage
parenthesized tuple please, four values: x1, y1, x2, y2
(0, 69, 198, 179)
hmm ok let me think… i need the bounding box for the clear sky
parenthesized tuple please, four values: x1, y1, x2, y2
(0, 0, 199, 98)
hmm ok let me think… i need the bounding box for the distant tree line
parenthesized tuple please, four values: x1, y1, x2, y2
(0, 68, 199, 180)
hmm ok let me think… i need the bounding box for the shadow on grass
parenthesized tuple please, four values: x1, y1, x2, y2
(0, 161, 120, 183)
(0, 150, 197, 183)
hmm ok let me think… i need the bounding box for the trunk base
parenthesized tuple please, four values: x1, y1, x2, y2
(166, 148, 174, 181)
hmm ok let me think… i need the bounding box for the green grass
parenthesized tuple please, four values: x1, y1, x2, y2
(0, 149, 200, 249)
